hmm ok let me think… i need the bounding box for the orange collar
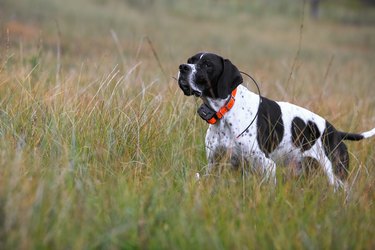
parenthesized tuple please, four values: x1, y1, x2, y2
(205, 88, 237, 124)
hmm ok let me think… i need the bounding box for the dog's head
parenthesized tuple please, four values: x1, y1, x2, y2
(178, 53, 243, 99)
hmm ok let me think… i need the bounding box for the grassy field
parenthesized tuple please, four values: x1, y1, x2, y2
(1, 0, 375, 249)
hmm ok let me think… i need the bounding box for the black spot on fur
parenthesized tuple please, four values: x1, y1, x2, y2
(322, 121, 349, 179)
(291, 117, 321, 151)
(256, 97, 284, 156)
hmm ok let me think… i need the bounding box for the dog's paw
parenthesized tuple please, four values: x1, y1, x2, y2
(195, 172, 201, 181)
(333, 179, 346, 192)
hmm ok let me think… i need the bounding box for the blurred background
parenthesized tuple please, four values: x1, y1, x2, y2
(1, 0, 374, 107)
(1, 0, 374, 68)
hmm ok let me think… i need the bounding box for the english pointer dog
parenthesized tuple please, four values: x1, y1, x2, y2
(177, 52, 375, 189)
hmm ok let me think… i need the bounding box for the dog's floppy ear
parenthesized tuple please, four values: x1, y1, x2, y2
(217, 59, 243, 99)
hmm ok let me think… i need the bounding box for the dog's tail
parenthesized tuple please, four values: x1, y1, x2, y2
(339, 127, 375, 141)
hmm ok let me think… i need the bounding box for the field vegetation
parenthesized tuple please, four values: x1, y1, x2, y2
(0, 0, 374, 249)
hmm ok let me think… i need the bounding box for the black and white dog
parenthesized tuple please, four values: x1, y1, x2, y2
(177, 52, 375, 189)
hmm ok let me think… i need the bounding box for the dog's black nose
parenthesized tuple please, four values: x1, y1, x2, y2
(179, 64, 191, 73)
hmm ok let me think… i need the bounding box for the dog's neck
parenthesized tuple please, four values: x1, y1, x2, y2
(200, 96, 230, 112)
(197, 87, 239, 125)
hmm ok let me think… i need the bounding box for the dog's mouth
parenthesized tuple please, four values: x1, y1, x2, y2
(178, 78, 192, 96)
(193, 91, 202, 97)
(178, 78, 202, 97)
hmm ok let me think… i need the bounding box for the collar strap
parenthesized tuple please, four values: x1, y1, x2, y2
(198, 88, 237, 125)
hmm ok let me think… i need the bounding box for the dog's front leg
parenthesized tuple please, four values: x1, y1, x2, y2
(205, 144, 218, 175)
(205, 153, 215, 175)
(263, 158, 277, 185)
(205, 145, 237, 175)
(251, 153, 277, 185)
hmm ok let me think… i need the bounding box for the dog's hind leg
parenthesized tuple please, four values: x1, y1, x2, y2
(330, 142, 350, 180)
(319, 156, 344, 191)
(304, 143, 344, 191)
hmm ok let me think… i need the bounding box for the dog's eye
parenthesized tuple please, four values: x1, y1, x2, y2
(203, 61, 212, 68)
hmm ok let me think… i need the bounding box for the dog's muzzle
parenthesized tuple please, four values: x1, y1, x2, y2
(178, 64, 202, 97)
(178, 64, 193, 96)
(178, 79, 193, 96)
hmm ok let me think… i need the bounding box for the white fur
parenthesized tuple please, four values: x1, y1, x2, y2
(362, 128, 375, 139)
(199, 53, 206, 60)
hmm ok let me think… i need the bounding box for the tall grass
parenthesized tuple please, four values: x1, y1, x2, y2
(1, 0, 375, 249)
